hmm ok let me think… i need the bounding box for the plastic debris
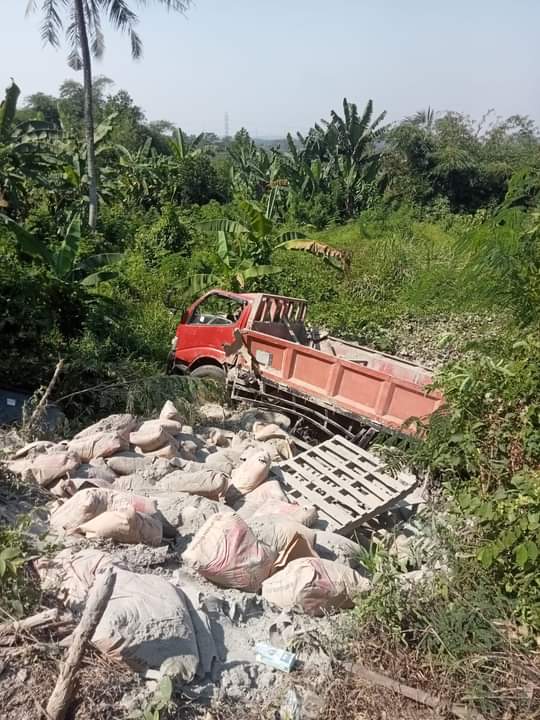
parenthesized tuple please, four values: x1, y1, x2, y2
(255, 642, 296, 672)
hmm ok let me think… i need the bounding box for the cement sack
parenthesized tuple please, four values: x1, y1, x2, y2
(271, 535, 317, 575)
(183, 512, 277, 592)
(205, 449, 243, 473)
(252, 500, 318, 527)
(157, 469, 228, 500)
(130, 420, 180, 452)
(176, 496, 231, 534)
(206, 428, 231, 447)
(239, 409, 291, 432)
(50, 487, 156, 533)
(78, 506, 163, 546)
(114, 474, 157, 492)
(315, 531, 365, 570)
(94, 567, 199, 682)
(228, 450, 271, 497)
(231, 431, 252, 451)
(106, 451, 149, 476)
(28, 450, 81, 487)
(261, 557, 370, 616)
(138, 439, 179, 459)
(252, 422, 288, 441)
(68, 431, 128, 463)
(61, 476, 114, 495)
(249, 515, 318, 574)
(160, 400, 183, 423)
(75, 458, 117, 482)
(249, 515, 316, 552)
(35, 548, 122, 609)
(36, 548, 199, 683)
(154, 493, 226, 534)
(234, 479, 289, 512)
(74, 413, 137, 440)
(178, 440, 198, 461)
(113, 459, 174, 490)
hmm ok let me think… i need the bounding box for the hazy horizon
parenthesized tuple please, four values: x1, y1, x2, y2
(2, 0, 539, 137)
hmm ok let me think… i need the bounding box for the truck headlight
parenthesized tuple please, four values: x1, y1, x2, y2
(171, 336, 177, 350)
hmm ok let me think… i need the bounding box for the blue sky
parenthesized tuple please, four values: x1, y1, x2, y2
(2, 0, 539, 136)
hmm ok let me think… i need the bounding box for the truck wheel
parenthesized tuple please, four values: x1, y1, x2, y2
(190, 364, 226, 381)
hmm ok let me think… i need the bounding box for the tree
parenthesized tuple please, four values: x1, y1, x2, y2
(27, 0, 192, 229)
(186, 200, 350, 295)
(0, 80, 55, 215)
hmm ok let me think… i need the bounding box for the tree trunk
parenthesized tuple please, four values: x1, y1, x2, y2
(74, 0, 98, 229)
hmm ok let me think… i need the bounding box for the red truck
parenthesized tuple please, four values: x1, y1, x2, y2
(167, 289, 443, 443)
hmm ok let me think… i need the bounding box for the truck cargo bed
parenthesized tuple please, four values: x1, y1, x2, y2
(232, 329, 443, 435)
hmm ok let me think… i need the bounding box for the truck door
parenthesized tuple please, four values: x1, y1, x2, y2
(176, 292, 250, 366)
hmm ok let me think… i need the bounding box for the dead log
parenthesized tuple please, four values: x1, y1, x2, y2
(46, 568, 115, 720)
(348, 662, 486, 720)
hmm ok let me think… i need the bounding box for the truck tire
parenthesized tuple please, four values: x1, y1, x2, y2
(190, 364, 226, 381)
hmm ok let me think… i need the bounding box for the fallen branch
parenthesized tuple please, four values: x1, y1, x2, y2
(347, 662, 486, 720)
(46, 568, 115, 720)
(24, 358, 64, 436)
(0, 608, 59, 636)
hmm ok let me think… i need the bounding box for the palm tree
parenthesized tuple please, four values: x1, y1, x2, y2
(26, 0, 191, 229)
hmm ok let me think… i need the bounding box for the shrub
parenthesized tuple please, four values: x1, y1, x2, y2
(134, 204, 192, 268)
(457, 471, 540, 628)
(408, 334, 540, 488)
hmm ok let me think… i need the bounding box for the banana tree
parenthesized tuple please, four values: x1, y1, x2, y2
(0, 80, 57, 214)
(187, 200, 351, 296)
(186, 228, 282, 295)
(50, 113, 118, 216)
(1, 214, 123, 286)
(168, 128, 207, 161)
(116, 138, 167, 207)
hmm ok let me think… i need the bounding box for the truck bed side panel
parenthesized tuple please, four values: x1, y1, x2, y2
(241, 330, 443, 432)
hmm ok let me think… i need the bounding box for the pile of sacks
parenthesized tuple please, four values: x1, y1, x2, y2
(10, 400, 370, 617)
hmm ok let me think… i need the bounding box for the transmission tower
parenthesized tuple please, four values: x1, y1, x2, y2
(224, 112, 230, 139)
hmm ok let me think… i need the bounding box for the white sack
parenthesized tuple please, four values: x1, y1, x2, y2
(261, 557, 370, 616)
(78, 506, 162, 546)
(183, 512, 276, 592)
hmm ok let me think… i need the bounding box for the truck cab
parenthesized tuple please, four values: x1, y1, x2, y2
(167, 289, 254, 379)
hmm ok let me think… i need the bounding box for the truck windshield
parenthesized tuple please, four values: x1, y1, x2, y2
(188, 294, 245, 325)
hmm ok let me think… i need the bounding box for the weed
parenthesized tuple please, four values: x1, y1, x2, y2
(0, 514, 39, 617)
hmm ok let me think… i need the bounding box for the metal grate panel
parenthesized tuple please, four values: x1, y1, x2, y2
(273, 435, 417, 535)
